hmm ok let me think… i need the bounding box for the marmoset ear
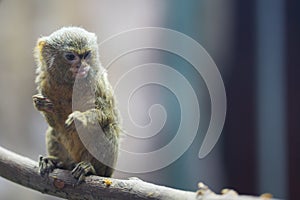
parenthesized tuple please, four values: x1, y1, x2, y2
(34, 37, 49, 68)
(35, 37, 48, 53)
(37, 37, 47, 51)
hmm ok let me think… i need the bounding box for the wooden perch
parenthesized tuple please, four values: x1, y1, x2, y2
(0, 145, 274, 200)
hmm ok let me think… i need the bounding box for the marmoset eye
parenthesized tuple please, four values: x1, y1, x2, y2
(84, 51, 91, 59)
(64, 53, 76, 61)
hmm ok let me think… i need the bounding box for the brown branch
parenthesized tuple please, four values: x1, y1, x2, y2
(0, 145, 274, 200)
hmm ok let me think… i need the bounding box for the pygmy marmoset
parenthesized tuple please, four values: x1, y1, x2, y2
(33, 27, 121, 183)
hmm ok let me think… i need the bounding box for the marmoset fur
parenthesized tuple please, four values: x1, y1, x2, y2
(33, 27, 120, 183)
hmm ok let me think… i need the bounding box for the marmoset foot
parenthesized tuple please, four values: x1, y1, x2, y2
(38, 155, 62, 176)
(71, 161, 96, 185)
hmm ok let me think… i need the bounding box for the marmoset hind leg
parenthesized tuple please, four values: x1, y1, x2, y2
(64, 109, 119, 182)
(39, 127, 75, 175)
(39, 128, 97, 184)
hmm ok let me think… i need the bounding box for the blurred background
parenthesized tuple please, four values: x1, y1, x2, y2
(0, 0, 299, 199)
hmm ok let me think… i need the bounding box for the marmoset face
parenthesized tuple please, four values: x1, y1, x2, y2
(37, 27, 100, 84)
(63, 50, 91, 79)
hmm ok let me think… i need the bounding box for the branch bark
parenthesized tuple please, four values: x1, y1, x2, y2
(0, 145, 273, 200)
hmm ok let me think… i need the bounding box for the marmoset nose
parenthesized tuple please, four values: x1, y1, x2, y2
(75, 61, 82, 69)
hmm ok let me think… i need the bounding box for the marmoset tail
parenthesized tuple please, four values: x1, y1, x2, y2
(33, 27, 121, 183)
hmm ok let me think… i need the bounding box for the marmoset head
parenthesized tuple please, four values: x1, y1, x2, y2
(35, 27, 100, 83)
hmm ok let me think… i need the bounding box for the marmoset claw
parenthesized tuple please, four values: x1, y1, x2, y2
(71, 161, 96, 185)
(38, 155, 61, 176)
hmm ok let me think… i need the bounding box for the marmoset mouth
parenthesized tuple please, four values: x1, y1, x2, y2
(72, 66, 90, 79)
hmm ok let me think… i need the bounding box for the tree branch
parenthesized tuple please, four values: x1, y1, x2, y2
(0, 145, 273, 200)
